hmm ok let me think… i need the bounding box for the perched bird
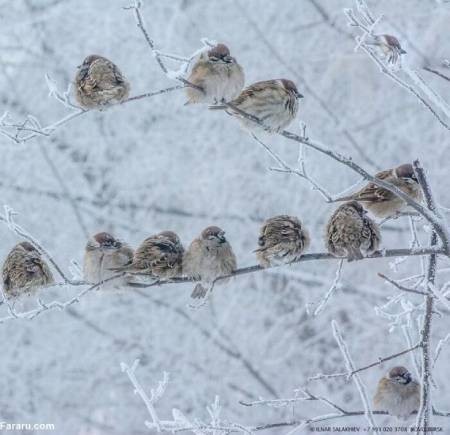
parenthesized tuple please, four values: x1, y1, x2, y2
(113, 231, 184, 280)
(210, 79, 303, 133)
(75, 55, 130, 109)
(185, 43, 245, 105)
(373, 366, 420, 420)
(366, 34, 406, 64)
(2, 242, 54, 298)
(332, 163, 422, 219)
(83, 232, 133, 289)
(255, 215, 310, 268)
(325, 201, 381, 261)
(183, 226, 237, 299)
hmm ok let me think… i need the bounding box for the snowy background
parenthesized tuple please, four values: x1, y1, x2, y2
(0, 0, 450, 433)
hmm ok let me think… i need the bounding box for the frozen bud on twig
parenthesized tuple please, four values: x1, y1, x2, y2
(373, 366, 420, 420)
(183, 226, 237, 299)
(325, 201, 381, 261)
(331, 163, 423, 218)
(2, 242, 54, 298)
(209, 79, 303, 133)
(255, 215, 310, 268)
(74, 55, 130, 109)
(185, 43, 245, 105)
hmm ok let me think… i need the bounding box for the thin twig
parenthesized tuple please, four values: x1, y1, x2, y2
(332, 321, 376, 432)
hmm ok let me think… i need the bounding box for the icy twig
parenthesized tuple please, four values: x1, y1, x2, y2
(307, 259, 344, 316)
(344, 1, 450, 131)
(433, 333, 450, 368)
(121, 360, 169, 432)
(414, 159, 439, 434)
(424, 66, 450, 83)
(332, 321, 376, 432)
(0, 274, 124, 323)
(308, 342, 421, 381)
(0, 78, 184, 144)
(125, 0, 203, 92)
(0, 205, 74, 283)
(378, 273, 428, 296)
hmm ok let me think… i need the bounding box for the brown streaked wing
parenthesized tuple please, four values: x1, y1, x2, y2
(232, 80, 279, 105)
(351, 169, 395, 203)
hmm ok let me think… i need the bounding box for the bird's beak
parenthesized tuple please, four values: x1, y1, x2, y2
(296, 92, 304, 99)
(400, 49, 407, 54)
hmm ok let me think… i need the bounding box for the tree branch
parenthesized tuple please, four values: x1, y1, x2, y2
(128, 246, 444, 289)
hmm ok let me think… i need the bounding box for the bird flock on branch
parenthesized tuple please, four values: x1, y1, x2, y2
(0, 27, 433, 421)
(0, 0, 450, 433)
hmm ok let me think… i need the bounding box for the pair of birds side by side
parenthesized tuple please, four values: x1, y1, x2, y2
(1, 162, 422, 300)
(326, 161, 422, 261)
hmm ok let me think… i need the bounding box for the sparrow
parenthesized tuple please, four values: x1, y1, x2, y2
(183, 226, 237, 299)
(255, 215, 310, 268)
(185, 43, 245, 105)
(366, 34, 406, 64)
(75, 55, 130, 109)
(2, 241, 54, 298)
(83, 232, 133, 289)
(332, 163, 423, 219)
(209, 79, 303, 133)
(373, 366, 420, 420)
(325, 201, 381, 261)
(112, 231, 184, 280)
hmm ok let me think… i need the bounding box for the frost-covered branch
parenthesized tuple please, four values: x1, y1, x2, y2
(120, 361, 449, 434)
(306, 259, 344, 316)
(0, 205, 76, 284)
(424, 66, 450, 83)
(233, 0, 381, 171)
(0, 273, 124, 324)
(128, 246, 444, 290)
(414, 160, 439, 434)
(378, 273, 429, 296)
(0, 75, 184, 144)
(222, 100, 450, 251)
(308, 342, 421, 382)
(124, 0, 204, 92)
(121, 359, 169, 432)
(344, 1, 450, 131)
(251, 133, 333, 202)
(332, 321, 376, 432)
(121, 360, 254, 434)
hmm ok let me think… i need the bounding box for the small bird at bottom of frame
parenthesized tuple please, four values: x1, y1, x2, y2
(373, 366, 420, 420)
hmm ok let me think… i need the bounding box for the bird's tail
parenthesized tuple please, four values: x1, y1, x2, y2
(347, 247, 364, 262)
(191, 283, 208, 299)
